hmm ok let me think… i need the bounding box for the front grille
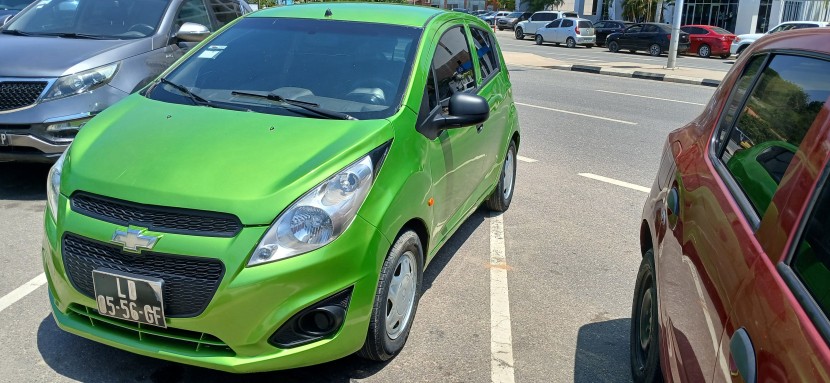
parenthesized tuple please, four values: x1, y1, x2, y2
(0, 81, 47, 111)
(0, 124, 31, 130)
(71, 192, 242, 237)
(66, 304, 234, 356)
(62, 233, 225, 317)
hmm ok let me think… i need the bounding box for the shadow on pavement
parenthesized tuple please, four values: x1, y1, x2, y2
(574, 318, 633, 383)
(37, 209, 487, 382)
(0, 161, 50, 201)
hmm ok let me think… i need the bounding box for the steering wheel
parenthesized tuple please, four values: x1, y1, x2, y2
(127, 23, 155, 36)
(346, 77, 396, 105)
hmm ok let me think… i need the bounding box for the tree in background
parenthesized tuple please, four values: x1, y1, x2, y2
(527, 0, 565, 12)
(621, 0, 659, 21)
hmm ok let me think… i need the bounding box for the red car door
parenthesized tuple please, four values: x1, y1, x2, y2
(713, 52, 830, 382)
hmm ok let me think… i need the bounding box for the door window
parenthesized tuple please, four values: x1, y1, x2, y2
(175, 0, 212, 31)
(642, 25, 659, 33)
(432, 26, 475, 101)
(792, 179, 830, 317)
(546, 19, 561, 28)
(535, 13, 554, 21)
(561, 19, 573, 28)
(626, 25, 643, 33)
(593, 21, 606, 28)
(470, 27, 500, 82)
(717, 54, 830, 218)
(208, 0, 242, 27)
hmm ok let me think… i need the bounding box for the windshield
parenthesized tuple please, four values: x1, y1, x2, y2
(5, 0, 169, 39)
(148, 18, 422, 120)
(0, 0, 31, 11)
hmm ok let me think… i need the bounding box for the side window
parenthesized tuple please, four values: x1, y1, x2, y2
(593, 22, 606, 28)
(642, 25, 658, 33)
(561, 19, 573, 28)
(175, 0, 212, 31)
(719, 54, 830, 217)
(432, 26, 475, 101)
(546, 19, 561, 28)
(537, 13, 553, 21)
(209, 0, 241, 28)
(792, 178, 830, 318)
(470, 27, 500, 81)
(626, 25, 643, 33)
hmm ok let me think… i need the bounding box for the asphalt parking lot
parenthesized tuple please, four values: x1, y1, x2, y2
(0, 63, 717, 382)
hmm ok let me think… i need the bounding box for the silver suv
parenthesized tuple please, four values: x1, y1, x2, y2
(534, 18, 595, 48)
(515, 10, 578, 40)
(0, 0, 249, 162)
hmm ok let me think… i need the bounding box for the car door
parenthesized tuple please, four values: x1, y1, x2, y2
(681, 26, 700, 52)
(528, 12, 552, 34)
(541, 19, 561, 42)
(618, 24, 642, 49)
(419, 24, 488, 242)
(559, 18, 573, 42)
(711, 52, 830, 383)
(639, 24, 659, 50)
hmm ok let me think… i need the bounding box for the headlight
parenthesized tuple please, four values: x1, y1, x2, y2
(46, 148, 69, 222)
(248, 149, 385, 266)
(42, 63, 119, 101)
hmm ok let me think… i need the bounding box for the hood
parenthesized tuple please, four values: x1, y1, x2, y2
(736, 33, 764, 41)
(62, 95, 394, 225)
(0, 35, 151, 77)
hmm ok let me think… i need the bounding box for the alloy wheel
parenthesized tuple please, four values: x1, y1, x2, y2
(649, 44, 661, 56)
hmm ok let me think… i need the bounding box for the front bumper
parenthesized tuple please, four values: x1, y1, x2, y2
(0, 84, 127, 162)
(730, 42, 744, 55)
(44, 194, 391, 372)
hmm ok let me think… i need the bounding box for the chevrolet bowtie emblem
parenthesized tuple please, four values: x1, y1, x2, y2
(112, 228, 159, 253)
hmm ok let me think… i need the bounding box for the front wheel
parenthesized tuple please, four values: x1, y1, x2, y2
(515, 28, 524, 40)
(566, 37, 576, 48)
(630, 249, 663, 382)
(608, 40, 620, 53)
(498, 27, 504, 31)
(535, 34, 543, 45)
(649, 43, 662, 57)
(358, 231, 424, 361)
(697, 44, 711, 58)
(486, 141, 517, 212)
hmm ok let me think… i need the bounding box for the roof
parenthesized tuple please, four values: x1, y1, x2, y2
(251, 3, 445, 28)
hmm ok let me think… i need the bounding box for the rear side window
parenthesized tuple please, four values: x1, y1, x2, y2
(578, 21, 592, 28)
(470, 28, 500, 82)
(642, 25, 659, 33)
(593, 21, 606, 28)
(718, 54, 830, 217)
(627, 25, 643, 33)
(793, 179, 830, 318)
(432, 26, 475, 101)
(534, 13, 554, 21)
(561, 19, 573, 28)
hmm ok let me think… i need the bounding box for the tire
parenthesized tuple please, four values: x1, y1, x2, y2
(498, 27, 504, 31)
(566, 37, 576, 48)
(697, 44, 711, 58)
(608, 40, 620, 53)
(720, 54, 731, 59)
(515, 28, 524, 40)
(358, 230, 424, 362)
(486, 140, 517, 212)
(535, 34, 543, 45)
(630, 249, 663, 383)
(649, 43, 661, 57)
(586, 44, 593, 48)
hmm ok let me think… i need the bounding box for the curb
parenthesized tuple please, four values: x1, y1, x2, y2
(543, 64, 721, 87)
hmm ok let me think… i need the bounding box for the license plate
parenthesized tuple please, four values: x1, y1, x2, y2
(92, 268, 166, 328)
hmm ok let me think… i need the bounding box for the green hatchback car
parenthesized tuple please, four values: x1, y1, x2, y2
(42, 3, 520, 372)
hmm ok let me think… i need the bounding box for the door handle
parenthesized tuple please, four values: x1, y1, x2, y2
(476, 124, 484, 133)
(729, 328, 757, 383)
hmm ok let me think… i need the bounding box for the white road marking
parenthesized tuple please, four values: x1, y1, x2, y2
(0, 273, 46, 314)
(517, 155, 538, 163)
(490, 212, 515, 383)
(594, 89, 706, 106)
(578, 173, 650, 193)
(515, 102, 637, 125)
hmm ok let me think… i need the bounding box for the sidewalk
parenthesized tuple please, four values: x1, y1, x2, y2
(501, 50, 727, 87)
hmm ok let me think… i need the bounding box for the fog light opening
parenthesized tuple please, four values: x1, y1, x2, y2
(297, 306, 346, 336)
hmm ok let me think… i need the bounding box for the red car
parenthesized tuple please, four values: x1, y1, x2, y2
(680, 25, 736, 59)
(631, 28, 830, 382)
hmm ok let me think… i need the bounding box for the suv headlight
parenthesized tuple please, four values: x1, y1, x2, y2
(46, 148, 69, 222)
(248, 144, 389, 266)
(43, 63, 119, 101)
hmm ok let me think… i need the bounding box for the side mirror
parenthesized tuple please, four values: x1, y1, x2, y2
(434, 93, 490, 129)
(175, 22, 210, 42)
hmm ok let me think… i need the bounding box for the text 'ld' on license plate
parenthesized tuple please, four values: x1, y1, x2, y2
(92, 268, 166, 328)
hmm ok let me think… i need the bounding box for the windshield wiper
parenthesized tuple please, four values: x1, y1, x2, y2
(231, 90, 356, 120)
(39, 32, 108, 39)
(1, 29, 35, 36)
(159, 78, 248, 112)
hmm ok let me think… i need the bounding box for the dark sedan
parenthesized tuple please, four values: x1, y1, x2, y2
(497, 11, 532, 31)
(592, 20, 631, 46)
(606, 22, 690, 56)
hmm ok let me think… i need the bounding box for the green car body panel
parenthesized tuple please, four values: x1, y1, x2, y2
(43, 3, 519, 372)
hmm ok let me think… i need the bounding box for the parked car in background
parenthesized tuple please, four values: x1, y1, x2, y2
(497, 11, 532, 31)
(43, 3, 520, 372)
(681, 24, 735, 58)
(534, 17, 594, 48)
(482, 10, 509, 25)
(0, 0, 33, 25)
(592, 20, 631, 46)
(630, 28, 830, 383)
(515, 10, 578, 39)
(606, 22, 689, 56)
(0, 0, 248, 162)
(730, 20, 828, 56)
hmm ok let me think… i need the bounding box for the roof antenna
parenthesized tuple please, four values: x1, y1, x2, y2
(324, 8, 332, 18)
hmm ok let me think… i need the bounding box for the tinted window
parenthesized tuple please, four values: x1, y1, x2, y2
(564, 12, 578, 17)
(593, 21, 606, 28)
(626, 25, 643, 33)
(681, 26, 692, 33)
(546, 19, 561, 28)
(719, 55, 830, 217)
(470, 28, 499, 81)
(0, 0, 32, 10)
(561, 19, 573, 28)
(176, 0, 212, 31)
(7, 0, 168, 38)
(432, 26, 475, 101)
(716, 56, 764, 145)
(578, 20, 592, 28)
(535, 13, 554, 21)
(209, 0, 242, 27)
(793, 179, 830, 318)
(642, 25, 659, 33)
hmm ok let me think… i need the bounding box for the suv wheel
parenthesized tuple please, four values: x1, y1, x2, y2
(630, 249, 663, 382)
(649, 43, 662, 57)
(515, 27, 524, 40)
(535, 34, 543, 45)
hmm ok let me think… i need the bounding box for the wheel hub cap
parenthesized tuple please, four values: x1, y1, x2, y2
(386, 252, 417, 340)
(638, 287, 653, 351)
(503, 149, 515, 199)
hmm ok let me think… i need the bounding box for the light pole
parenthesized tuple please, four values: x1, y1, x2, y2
(666, 0, 684, 68)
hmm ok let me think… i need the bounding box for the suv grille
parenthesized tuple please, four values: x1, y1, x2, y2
(71, 192, 242, 237)
(62, 233, 225, 317)
(0, 81, 47, 111)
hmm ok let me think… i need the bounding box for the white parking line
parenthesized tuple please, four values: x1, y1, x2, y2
(517, 156, 538, 163)
(490, 213, 515, 383)
(0, 273, 46, 314)
(594, 90, 706, 106)
(515, 102, 637, 125)
(578, 173, 650, 193)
